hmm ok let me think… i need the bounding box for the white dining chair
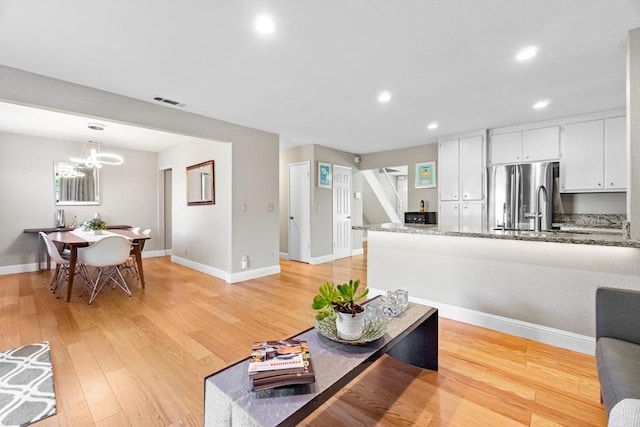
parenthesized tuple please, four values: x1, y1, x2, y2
(122, 229, 151, 281)
(131, 227, 140, 233)
(77, 235, 133, 304)
(40, 232, 72, 297)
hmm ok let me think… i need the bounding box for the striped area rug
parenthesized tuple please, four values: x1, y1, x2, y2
(0, 342, 56, 427)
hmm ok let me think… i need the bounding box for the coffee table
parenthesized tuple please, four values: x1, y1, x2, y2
(204, 301, 438, 426)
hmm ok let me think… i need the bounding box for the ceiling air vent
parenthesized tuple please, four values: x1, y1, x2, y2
(152, 96, 187, 108)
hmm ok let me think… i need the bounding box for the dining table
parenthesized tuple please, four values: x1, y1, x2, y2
(47, 229, 151, 302)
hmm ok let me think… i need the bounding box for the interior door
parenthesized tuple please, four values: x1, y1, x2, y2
(288, 162, 310, 263)
(333, 165, 352, 260)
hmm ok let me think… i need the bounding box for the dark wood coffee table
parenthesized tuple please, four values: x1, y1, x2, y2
(204, 301, 438, 426)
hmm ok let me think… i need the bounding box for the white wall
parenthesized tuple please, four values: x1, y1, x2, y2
(0, 65, 281, 281)
(159, 140, 232, 273)
(0, 131, 158, 270)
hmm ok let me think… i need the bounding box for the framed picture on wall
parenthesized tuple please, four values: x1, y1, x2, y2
(415, 161, 436, 188)
(318, 162, 332, 189)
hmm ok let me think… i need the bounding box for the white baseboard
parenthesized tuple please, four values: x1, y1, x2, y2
(368, 287, 595, 355)
(172, 256, 231, 282)
(279, 252, 289, 260)
(141, 250, 168, 258)
(0, 263, 39, 275)
(171, 256, 281, 284)
(309, 254, 335, 265)
(351, 248, 364, 256)
(229, 265, 281, 283)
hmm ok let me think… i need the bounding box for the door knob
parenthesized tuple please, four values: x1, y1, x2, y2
(289, 216, 294, 220)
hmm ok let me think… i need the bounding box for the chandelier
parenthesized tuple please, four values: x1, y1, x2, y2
(70, 123, 124, 168)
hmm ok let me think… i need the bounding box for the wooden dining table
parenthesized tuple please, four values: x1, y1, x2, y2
(48, 229, 151, 302)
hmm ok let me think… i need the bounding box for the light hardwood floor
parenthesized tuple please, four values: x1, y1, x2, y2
(0, 253, 606, 426)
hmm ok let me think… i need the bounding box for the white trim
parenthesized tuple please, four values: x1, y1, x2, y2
(229, 265, 281, 283)
(351, 248, 364, 256)
(279, 252, 289, 260)
(309, 254, 335, 265)
(0, 263, 40, 275)
(368, 287, 595, 355)
(171, 256, 281, 284)
(172, 255, 230, 282)
(140, 250, 167, 258)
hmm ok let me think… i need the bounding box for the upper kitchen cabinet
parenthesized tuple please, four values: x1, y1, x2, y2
(489, 126, 560, 165)
(560, 116, 626, 192)
(438, 131, 486, 228)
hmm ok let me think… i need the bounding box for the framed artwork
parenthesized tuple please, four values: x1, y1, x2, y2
(318, 162, 332, 189)
(415, 161, 436, 189)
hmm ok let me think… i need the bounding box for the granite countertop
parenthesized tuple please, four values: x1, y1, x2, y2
(354, 223, 640, 249)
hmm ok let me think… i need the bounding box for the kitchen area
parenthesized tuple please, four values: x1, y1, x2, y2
(357, 107, 640, 355)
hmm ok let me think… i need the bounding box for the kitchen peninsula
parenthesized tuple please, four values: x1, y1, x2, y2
(356, 223, 640, 354)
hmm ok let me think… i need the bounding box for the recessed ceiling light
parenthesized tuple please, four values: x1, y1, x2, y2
(516, 46, 538, 61)
(377, 91, 392, 103)
(533, 99, 551, 109)
(427, 122, 439, 130)
(255, 15, 276, 35)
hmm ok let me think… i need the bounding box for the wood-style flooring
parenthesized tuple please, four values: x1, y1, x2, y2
(0, 252, 606, 426)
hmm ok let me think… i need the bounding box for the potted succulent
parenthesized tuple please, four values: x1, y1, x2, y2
(312, 279, 369, 340)
(83, 218, 107, 234)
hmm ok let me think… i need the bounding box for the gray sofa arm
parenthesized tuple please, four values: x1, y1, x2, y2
(596, 287, 640, 345)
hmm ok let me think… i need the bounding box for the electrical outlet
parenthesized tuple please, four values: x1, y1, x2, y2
(184, 249, 188, 256)
(241, 255, 249, 270)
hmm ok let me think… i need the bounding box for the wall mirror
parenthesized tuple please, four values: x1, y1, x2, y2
(187, 160, 215, 205)
(54, 161, 100, 205)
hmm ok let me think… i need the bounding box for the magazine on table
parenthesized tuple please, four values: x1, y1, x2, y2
(248, 339, 315, 391)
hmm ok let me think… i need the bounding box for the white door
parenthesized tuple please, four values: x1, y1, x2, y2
(333, 165, 352, 260)
(289, 162, 310, 262)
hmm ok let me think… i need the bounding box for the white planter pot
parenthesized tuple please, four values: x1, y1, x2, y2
(336, 311, 366, 341)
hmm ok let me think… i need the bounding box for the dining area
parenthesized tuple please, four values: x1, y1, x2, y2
(26, 225, 152, 304)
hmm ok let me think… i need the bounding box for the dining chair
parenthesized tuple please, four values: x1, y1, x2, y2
(122, 229, 151, 281)
(40, 232, 72, 296)
(131, 227, 140, 233)
(77, 235, 133, 304)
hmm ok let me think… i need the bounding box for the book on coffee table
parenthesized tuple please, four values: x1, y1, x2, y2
(248, 339, 315, 391)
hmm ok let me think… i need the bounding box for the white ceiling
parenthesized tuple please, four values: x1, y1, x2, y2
(0, 1, 639, 155)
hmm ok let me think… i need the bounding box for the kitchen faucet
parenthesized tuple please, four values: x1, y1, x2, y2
(533, 185, 548, 232)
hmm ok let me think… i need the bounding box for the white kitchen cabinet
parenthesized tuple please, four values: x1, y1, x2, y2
(605, 116, 626, 190)
(438, 139, 459, 201)
(460, 135, 484, 201)
(560, 117, 625, 192)
(438, 132, 486, 228)
(461, 202, 484, 229)
(439, 201, 460, 227)
(490, 131, 521, 164)
(490, 126, 560, 165)
(522, 126, 560, 161)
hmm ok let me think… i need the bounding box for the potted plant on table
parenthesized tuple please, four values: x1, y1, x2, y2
(312, 279, 369, 340)
(83, 218, 107, 234)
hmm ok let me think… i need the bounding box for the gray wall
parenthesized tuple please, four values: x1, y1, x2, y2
(359, 143, 439, 215)
(0, 131, 158, 268)
(0, 65, 280, 277)
(159, 141, 232, 272)
(279, 144, 363, 259)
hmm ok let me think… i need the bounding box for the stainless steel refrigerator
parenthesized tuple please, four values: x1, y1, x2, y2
(487, 161, 558, 231)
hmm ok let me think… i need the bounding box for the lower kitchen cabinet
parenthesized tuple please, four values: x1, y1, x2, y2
(439, 201, 484, 229)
